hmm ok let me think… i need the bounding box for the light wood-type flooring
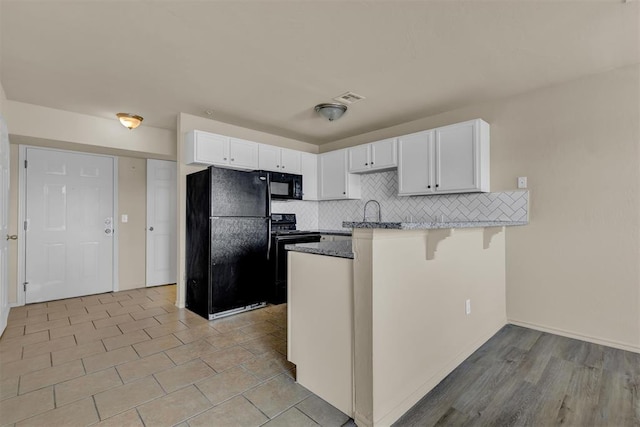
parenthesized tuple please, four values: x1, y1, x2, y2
(394, 324, 640, 426)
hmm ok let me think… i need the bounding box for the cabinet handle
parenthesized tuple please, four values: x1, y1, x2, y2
(223, 157, 227, 160)
(231, 158, 235, 162)
(276, 165, 280, 168)
(427, 185, 431, 189)
(436, 184, 439, 188)
(343, 192, 346, 195)
(371, 162, 374, 165)
(282, 165, 285, 169)
(365, 163, 368, 166)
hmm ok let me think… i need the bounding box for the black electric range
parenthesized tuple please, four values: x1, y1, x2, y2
(269, 214, 321, 304)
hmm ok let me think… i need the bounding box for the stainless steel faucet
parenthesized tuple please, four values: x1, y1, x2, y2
(363, 200, 382, 223)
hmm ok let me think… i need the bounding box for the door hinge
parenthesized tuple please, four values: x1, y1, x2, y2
(23, 220, 28, 231)
(23, 282, 28, 292)
(24, 160, 27, 168)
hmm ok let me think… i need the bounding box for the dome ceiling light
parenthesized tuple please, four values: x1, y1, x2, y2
(314, 103, 348, 122)
(116, 113, 144, 130)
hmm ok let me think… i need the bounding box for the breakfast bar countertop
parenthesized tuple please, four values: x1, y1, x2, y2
(342, 220, 528, 229)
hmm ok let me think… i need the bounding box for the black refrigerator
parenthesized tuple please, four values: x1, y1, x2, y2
(186, 166, 271, 320)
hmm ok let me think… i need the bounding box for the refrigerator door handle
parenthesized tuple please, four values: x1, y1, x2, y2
(266, 171, 272, 260)
(266, 172, 272, 217)
(267, 218, 272, 260)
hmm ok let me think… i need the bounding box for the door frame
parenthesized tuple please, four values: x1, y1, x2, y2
(16, 145, 119, 306)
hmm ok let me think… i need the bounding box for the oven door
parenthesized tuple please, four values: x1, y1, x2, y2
(269, 172, 303, 200)
(271, 233, 321, 304)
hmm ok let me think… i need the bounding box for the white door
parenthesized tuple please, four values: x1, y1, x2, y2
(24, 148, 115, 303)
(0, 117, 10, 334)
(146, 159, 176, 287)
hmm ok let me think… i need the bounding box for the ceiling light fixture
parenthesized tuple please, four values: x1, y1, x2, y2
(314, 103, 347, 122)
(116, 113, 143, 130)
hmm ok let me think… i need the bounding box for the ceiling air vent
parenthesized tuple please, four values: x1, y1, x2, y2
(333, 92, 366, 105)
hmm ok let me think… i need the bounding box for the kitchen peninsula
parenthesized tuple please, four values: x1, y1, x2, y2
(287, 220, 526, 427)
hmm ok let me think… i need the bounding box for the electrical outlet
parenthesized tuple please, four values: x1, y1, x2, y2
(517, 177, 527, 189)
(465, 299, 471, 315)
(121, 214, 128, 223)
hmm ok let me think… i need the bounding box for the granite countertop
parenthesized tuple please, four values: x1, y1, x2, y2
(298, 229, 352, 236)
(285, 240, 354, 259)
(315, 229, 352, 235)
(342, 220, 528, 230)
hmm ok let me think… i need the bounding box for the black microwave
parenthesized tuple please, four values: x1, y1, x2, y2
(268, 172, 303, 200)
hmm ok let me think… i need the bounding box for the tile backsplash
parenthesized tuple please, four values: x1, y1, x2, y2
(271, 200, 319, 230)
(273, 171, 528, 231)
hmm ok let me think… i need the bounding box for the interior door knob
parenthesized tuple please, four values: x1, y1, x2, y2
(149, 226, 154, 231)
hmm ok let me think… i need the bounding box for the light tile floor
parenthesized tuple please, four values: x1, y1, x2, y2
(0, 285, 353, 426)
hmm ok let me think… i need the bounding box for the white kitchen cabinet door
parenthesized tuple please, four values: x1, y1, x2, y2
(185, 131, 229, 165)
(398, 130, 434, 195)
(370, 138, 397, 170)
(348, 145, 370, 173)
(300, 152, 318, 200)
(258, 144, 281, 171)
(320, 150, 347, 199)
(319, 149, 361, 200)
(435, 119, 489, 193)
(348, 138, 397, 174)
(258, 145, 302, 174)
(228, 138, 259, 170)
(280, 148, 301, 174)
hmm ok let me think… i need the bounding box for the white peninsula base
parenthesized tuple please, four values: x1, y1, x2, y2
(287, 226, 508, 427)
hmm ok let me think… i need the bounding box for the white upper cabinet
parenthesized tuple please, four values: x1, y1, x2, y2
(398, 130, 434, 195)
(347, 138, 397, 173)
(348, 145, 370, 173)
(185, 131, 229, 165)
(319, 149, 361, 200)
(229, 138, 259, 170)
(258, 144, 280, 171)
(258, 144, 302, 174)
(185, 130, 258, 170)
(279, 148, 301, 174)
(398, 119, 490, 196)
(300, 153, 318, 201)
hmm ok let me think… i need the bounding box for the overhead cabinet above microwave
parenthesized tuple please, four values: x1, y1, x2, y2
(348, 138, 397, 174)
(398, 119, 490, 196)
(258, 144, 301, 174)
(185, 130, 259, 170)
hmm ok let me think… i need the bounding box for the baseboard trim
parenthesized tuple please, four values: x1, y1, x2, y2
(508, 319, 640, 354)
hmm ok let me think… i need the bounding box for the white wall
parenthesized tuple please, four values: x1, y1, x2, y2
(325, 65, 640, 351)
(118, 157, 147, 291)
(0, 82, 6, 118)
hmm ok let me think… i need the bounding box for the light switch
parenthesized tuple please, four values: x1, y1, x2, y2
(121, 214, 128, 223)
(517, 177, 527, 189)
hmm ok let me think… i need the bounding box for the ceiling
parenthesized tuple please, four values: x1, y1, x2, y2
(1, 1, 638, 145)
